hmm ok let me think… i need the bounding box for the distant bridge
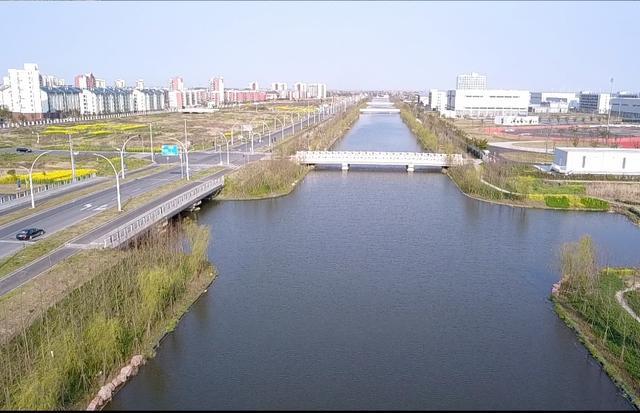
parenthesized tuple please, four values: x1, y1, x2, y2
(295, 151, 465, 172)
(360, 108, 400, 113)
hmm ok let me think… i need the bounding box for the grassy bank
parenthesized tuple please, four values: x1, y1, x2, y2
(446, 162, 613, 212)
(553, 236, 640, 407)
(0, 219, 215, 409)
(219, 101, 364, 201)
(219, 159, 308, 200)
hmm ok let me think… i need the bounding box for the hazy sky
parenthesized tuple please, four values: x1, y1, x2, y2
(1, 1, 638, 92)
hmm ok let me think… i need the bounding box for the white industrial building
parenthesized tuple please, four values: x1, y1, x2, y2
(530, 92, 578, 107)
(456, 72, 487, 90)
(428, 89, 447, 112)
(610, 97, 640, 122)
(447, 89, 530, 118)
(551, 147, 640, 175)
(579, 92, 611, 114)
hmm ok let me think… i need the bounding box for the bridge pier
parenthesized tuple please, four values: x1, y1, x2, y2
(406, 164, 415, 173)
(341, 163, 349, 171)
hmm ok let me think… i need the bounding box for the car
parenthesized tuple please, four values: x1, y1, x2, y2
(16, 228, 46, 241)
(16, 147, 32, 153)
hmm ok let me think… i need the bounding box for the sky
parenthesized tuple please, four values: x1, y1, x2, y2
(1, 1, 639, 92)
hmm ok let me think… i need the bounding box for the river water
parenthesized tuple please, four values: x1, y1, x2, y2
(109, 113, 639, 410)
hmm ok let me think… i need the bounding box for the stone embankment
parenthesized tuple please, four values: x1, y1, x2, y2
(87, 355, 145, 410)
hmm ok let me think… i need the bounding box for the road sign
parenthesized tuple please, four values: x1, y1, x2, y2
(161, 144, 179, 156)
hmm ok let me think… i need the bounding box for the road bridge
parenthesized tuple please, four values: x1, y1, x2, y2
(295, 151, 465, 172)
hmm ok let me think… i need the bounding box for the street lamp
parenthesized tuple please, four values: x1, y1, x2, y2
(67, 134, 77, 183)
(165, 138, 190, 180)
(118, 135, 139, 179)
(218, 132, 230, 165)
(94, 153, 122, 212)
(149, 123, 155, 163)
(230, 122, 242, 146)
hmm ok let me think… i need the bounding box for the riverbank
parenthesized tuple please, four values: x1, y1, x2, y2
(0, 219, 216, 410)
(552, 236, 640, 408)
(219, 100, 365, 201)
(445, 164, 640, 225)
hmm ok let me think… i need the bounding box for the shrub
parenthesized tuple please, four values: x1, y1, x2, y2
(545, 195, 570, 208)
(580, 197, 609, 210)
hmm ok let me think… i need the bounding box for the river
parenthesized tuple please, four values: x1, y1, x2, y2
(109, 112, 639, 410)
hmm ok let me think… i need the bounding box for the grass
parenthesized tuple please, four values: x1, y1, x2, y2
(220, 159, 307, 200)
(553, 236, 640, 407)
(544, 195, 571, 208)
(398, 105, 438, 151)
(0, 103, 323, 153)
(0, 220, 215, 409)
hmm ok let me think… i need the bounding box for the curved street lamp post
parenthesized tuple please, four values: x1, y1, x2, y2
(94, 153, 122, 212)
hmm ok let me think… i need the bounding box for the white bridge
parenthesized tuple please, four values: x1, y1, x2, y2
(295, 151, 465, 172)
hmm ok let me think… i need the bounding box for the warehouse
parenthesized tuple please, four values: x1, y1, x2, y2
(551, 147, 640, 175)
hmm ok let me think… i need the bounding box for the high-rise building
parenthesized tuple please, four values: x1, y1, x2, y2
(249, 81, 259, 91)
(294, 82, 308, 100)
(135, 79, 144, 90)
(271, 82, 287, 91)
(456, 72, 487, 90)
(114, 79, 126, 88)
(95, 78, 107, 88)
(209, 77, 224, 105)
(170, 76, 184, 92)
(7, 63, 47, 120)
(307, 83, 327, 99)
(74, 72, 96, 89)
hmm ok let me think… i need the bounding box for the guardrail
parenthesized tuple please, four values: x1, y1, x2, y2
(96, 176, 224, 249)
(0, 173, 96, 204)
(295, 151, 465, 166)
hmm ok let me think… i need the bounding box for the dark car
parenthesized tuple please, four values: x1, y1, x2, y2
(16, 147, 32, 153)
(16, 228, 45, 241)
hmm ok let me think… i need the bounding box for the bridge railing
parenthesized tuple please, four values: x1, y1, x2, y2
(97, 176, 224, 249)
(296, 151, 464, 165)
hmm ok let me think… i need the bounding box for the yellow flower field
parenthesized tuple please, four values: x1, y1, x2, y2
(0, 169, 96, 184)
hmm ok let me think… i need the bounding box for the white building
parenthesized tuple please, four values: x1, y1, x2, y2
(40, 74, 65, 87)
(529, 100, 570, 114)
(209, 77, 224, 106)
(95, 78, 107, 88)
(249, 81, 259, 91)
(307, 83, 327, 99)
(135, 79, 144, 90)
(80, 89, 100, 115)
(293, 82, 307, 100)
(456, 72, 487, 90)
(115, 79, 126, 88)
(579, 92, 611, 114)
(530, 92, 578, 107)
(551, 147, 640, 175)
(7, 63, 47, 120)
(428, 89, 447, 112)
(447, 89, 530, 118)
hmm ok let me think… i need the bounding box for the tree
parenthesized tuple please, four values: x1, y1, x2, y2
(0, 105, 11, 123)
(570, 126, 580, 147)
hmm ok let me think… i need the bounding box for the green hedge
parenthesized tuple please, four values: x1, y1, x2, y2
(580, 197, 610, 210)
(545, 195, 570, 208)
